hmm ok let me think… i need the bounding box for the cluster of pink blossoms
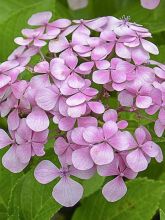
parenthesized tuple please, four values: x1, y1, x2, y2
(0, 11, 164, 207)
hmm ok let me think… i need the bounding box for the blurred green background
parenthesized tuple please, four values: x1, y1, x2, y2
(0, 0, 165, 220)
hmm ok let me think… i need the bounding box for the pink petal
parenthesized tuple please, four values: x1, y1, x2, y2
(109, 131, 130, 151)
(115, 43, 131, 59)
(111, 70, 126, 83)
(35, 88, 58, 111)
(103, 121, 118, 139)
(52, 177, 83, 207)
(0, 74, 11, 88)
(32, 129, 48, 142)
(154, 120, 165, 137)
(16, 143, 32, 163)
(67, 0, 88, 10)
(135, 127, 146, 145)
(7, 109, 20, 131)
(59, 117, 76, 131)
(92, 70, 110, 84)
(118, 91, 134, 107)
(78, 116, 98, 127)
(103, 109, 118, 122)
(90, 143, 114, 165)
(2, 145, 28, 173)
(70, 166, 95, 179)
(28, 11, 52, 26)
(26, 107, 49, 132)
(54, 137, 68, 155)
(141, 39, 159, 55)
(71, 127, 87, 145)
(97, 159, 119, 176)
(140, 0, 160, 9)
(67, 103, 86, 118)
(136, 95, 152, 109)
(0, 129, 12, 149)
(11, 80, 27, 99)
(67, 73, 85, 89)
(132, 47, 149, 65)
(34, 160, 59, 184)
(83, 126, 103, 143)
(102, 176, 127, 202)
(32, 143, 45, 156)
(142, 141, 160, 157)
(126, 149, 148, 172)
(34, 61, 49, 73)
(88, 101, 105, 114)
(66, 93, 86, 106)
(72, 147, 94, 170)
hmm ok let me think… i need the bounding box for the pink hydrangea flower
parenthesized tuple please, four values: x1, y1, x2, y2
(98, 154, 137, 202)
(34, 160, 95, 207)
(0, 11, 164, 207)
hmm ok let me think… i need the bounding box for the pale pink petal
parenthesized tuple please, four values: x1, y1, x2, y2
(136, 95, 152, 109)
(135, 127, 146, 145)
(52, 177, 83, 207)
(34, 160, 59, 184)
(92, 70, 110, 84)
(103, 121, 118, 139)
(66, 93, 86, 106)
(35, 88, 57, 111)
(141, 39, 159, 55)
(67, 103, 86, 118)
(70, 166, 95, 179)
(26, 107, 49, 132)
(154, 119, 164, 137)
(88, 101, 105, 114)
(34, 61, 49, 73)
(72, 147, 94, 170)
(109, 131, 130, 151)
(2, 145, 28, 173)
(32, 129, 48, 142)
(126, 149, 148, 172)
(142, 141, 160, 157)
(71, 127, 87, 145)
(16, 143, 32, 163)
(116, 43, 131, 59)
(28, 11, 52, 26)
(90, 143, 114, 165)
(7, 109, 20, 131)
(78, 116, 98, 127)
(0, 74, 11, 88)
(0, 129, 12, 149)
(59, 117, 76, 131)
(54, 137, 68, 155)
(68, 73, 85, 89)
(140, 0, 160, 9)
(103, 109, 117, 122)
(102, 176, 127, 202)
(132, 47, 149, 65)
(97, 159, 119, 176)
(83, 126, 103, 143)
(67, 0, 88, 10)
(32, 143, 45, 156)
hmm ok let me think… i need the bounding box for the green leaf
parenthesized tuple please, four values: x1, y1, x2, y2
(160, 209, 165, 220)
(73, 178, 165, 220)
(8, 171, 61, 220)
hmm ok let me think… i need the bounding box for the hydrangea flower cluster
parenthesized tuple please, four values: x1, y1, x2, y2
(0, 11, 164, 207)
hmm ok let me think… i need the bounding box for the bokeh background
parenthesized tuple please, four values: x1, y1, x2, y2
(0, 0, 165, 220)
